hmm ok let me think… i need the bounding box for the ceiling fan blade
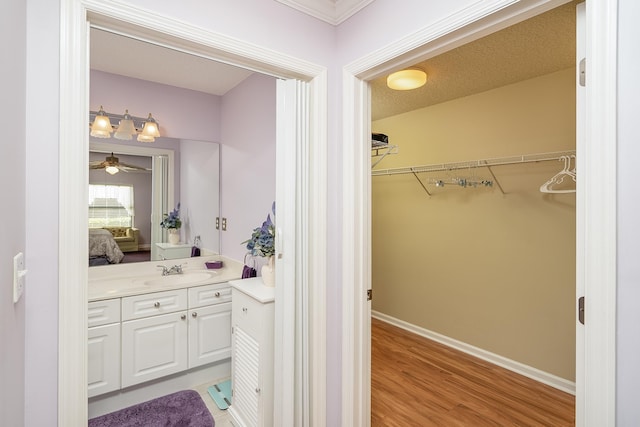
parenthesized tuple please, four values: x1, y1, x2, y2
(119, 162, 151, 172)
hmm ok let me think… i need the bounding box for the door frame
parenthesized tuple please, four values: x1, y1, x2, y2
(342, 0, 618, 426)
(59, 1, 327, 426)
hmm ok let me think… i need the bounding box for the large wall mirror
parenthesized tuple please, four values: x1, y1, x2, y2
(89, 139, 220, 265)
(87, 25, 240, 267)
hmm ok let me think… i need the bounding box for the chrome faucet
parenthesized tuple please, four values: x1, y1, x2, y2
(157, 264, 183, 276)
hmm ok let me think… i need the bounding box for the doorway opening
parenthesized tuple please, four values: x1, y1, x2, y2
(342, 0, 617, 426)
(59, 4, 327, 426)
(369, 4, 578, 424)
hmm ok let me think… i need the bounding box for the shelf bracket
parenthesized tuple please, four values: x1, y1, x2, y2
(411, 170, 431, 196)
(371, 144, 399, 168)
(485, 165, 505, 195)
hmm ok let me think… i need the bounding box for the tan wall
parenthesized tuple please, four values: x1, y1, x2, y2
(372, 68, 576, 381)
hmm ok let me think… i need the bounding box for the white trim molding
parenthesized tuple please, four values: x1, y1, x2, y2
(60, 1, 327, 426)
(274, 0, 375, 25)
(372, 311, 576, 395)
(581, 0, 618, 425)
(342, 0, 617, 426)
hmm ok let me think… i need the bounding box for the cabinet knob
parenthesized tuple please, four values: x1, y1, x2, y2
(180, 314, 186, 320)
(154, 302, 160, 308)
(242, 307, 248, 313)
(255, 388, 261, 394)
(192, 312, 198, 318)
(214, 292, 221, 297)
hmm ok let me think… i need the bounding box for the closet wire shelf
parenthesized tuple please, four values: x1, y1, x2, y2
(371, 150, 577, 196)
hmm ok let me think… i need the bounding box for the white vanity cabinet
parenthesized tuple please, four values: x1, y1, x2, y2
(87, 299, 121, 398)
(89, 281, 234, 395)
(121, 288, 189, 388)
(228, 278, 275, 427)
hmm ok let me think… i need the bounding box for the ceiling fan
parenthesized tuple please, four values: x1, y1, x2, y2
(89, 153, 150, 175)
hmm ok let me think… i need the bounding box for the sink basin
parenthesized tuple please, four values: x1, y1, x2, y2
(141, 271, 217, 287)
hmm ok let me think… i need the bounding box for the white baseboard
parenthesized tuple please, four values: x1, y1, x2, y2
(371, 311, 575, 395)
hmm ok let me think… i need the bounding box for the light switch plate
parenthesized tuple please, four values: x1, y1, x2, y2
(13, 252, 26, 303)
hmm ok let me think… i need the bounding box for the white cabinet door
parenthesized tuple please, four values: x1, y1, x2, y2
(232, 325, 262, 427)
(121, 311, 188, 388)
(188, 302, 232, 368)
(229, 280, 275, 427)
(88, 323, 121, 398)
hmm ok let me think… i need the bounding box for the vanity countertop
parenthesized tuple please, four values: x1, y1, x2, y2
(88, 255, 243, 302)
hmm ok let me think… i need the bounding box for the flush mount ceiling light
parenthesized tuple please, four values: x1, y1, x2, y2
(89, 108, 161, 142)
(138, 114, 160, 143)
(387, 68, 427, 91)
(113, 110, 136, 140)
(90, 106, 113, 138)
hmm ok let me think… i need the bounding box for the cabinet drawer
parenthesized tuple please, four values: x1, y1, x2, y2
(232, 289, 265, 338)
(122, 289, 187, 321)
(189, 282, 231, 308)
(88, 299, 121, 327)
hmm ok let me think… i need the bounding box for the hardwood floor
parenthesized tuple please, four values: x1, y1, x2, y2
(371, 318, 575, 426)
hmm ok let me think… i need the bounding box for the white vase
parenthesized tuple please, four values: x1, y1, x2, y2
(168, 229, 180, 245)
(261, 256, 275, 287)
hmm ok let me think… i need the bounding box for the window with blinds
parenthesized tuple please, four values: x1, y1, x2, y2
(89, 184, 135, 228)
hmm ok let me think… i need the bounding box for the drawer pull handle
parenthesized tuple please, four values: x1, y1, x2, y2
(192, 312, 198, 318)
(154, 302, 160, 308)
(214, 292, 221, 297)
(181, 314, 186, 320)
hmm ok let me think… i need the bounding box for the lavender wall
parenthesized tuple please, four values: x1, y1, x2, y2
(0, 0, 26, 426)
(24, 0, 60, 425)
(90, 70, 222, 142)
(220, 73, 277, 270)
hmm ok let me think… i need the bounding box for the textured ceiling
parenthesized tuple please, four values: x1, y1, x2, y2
(371, 1, 577, 121)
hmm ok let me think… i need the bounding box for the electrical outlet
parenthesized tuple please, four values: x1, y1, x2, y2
(13, 252, 27, 303)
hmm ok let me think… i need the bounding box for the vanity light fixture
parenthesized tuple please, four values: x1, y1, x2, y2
(138, 113, 160, 142)
(89, 108, 161, 142)
(387, 68, 427, 91)
(90, 106, 113, 138)
(113, 110, 137, 140)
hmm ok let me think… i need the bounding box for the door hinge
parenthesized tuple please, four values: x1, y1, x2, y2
(367, 289, 372, 301)
(579, 58, 586, 87)
(578, 296, 585, 325)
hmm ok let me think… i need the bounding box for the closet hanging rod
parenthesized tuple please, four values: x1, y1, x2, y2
(371, 150, 576, 176)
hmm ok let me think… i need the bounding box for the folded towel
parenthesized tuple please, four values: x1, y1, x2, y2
(242, 265, 256, 278)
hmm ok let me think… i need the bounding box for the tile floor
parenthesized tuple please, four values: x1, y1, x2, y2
(194, 379, 232, 427)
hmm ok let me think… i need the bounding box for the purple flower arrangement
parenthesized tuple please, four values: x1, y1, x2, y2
(243, 202, 275, 258)
(160, 203, 182, 229)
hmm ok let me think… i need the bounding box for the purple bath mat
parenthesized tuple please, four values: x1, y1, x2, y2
(88, 390, 214, 427)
